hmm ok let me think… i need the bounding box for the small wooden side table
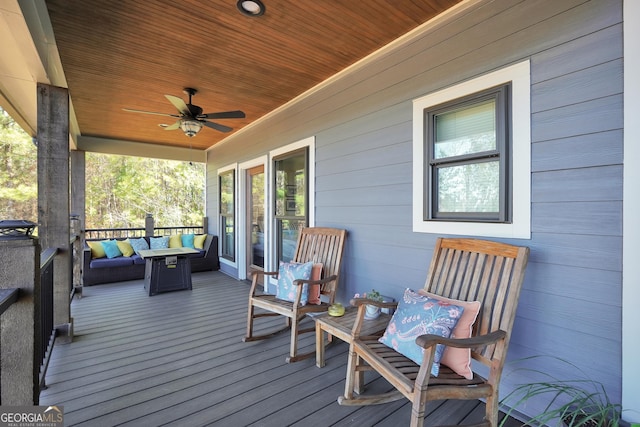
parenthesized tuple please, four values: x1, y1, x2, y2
(315, 307, 390, 368)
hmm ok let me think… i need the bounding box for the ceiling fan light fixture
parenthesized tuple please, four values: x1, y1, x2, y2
(237, 0, 265, 17)
(180, 120, 203, 137)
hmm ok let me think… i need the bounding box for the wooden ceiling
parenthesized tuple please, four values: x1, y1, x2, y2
(45, 0, 462, 151)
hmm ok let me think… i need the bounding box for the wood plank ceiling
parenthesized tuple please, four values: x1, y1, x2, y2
(45, 0, 462, 151)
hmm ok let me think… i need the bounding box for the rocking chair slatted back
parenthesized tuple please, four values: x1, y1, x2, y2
(425, 239, 528, 364)
(293, 227, 345, 303)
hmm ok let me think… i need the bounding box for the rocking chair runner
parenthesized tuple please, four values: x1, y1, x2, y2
(338, 238, 530, 427)
(243, 227, 347, 363)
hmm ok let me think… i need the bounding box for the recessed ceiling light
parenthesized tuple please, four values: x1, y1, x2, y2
(237, 0, 265, 17)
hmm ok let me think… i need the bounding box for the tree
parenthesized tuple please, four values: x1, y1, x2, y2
(84, 153, 205, 228)
(1, 107, 205, 228)
(0, 109, 37, 221)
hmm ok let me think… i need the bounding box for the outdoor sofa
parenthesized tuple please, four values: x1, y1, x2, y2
(82, 234, 219, 286)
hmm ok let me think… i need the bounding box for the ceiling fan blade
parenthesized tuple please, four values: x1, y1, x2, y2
(160, 121, 181, 130)
(123, 108, 178, 117)
(165, 95, 191, 116)
(203, 121, 233, 133)
(199, 110, 246, 119)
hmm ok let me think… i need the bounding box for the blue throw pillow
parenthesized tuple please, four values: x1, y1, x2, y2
(275, 261, 314, 306)
(378, 288, 464, 376)
(129, 237, 149, 255)
(100, 239, 123, 259)
(181, 233, 195, 249)
(150, 236, 169, 249)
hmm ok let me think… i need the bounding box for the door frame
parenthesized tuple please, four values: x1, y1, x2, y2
(238, 156, 268, 281)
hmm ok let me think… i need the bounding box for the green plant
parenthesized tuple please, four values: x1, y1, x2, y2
(366, 289, 383, 302)
(353, 289, 384, 302)
(500, 357, 621, 427)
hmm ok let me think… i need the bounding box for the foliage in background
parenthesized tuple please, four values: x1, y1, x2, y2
(84, 153, 204, 228)
(0, 109, 37, 221)
(0, 108, 205, 228)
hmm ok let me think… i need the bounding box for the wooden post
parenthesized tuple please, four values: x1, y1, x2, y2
(145, 213, 154, 237)
(202, 216, 208, 234)
(37, 83, 72, 342)
(70, 214, 82, 298)
(0, 238, 40, 405)
(70, 150, 85, 295)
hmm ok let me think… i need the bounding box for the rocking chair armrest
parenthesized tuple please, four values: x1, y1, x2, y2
(347, 299, 397, 339)
(254, 270, 279, 277)
(291, 274, 338, 286)
(415, 329, 507, 350)
(248, 270, 279, 296)
(349, 298, 398, 310)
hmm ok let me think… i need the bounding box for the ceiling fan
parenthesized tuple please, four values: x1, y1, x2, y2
(123, 88, 245, 137)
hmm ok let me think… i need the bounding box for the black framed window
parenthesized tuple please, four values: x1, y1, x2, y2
(274, 148, 308, 263)
(219, 170, 235, 261)
(425, 84, 511, 222)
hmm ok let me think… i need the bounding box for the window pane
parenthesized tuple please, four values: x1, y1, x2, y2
(275, 151, 306, 217)
(277, 218, 305, 263)
(220, 172, 234, 216)
(274, 148, 307, 265)
(434, 99, 496, 159)
(221, 215, 235, 259)
(219, 170, 235, 261)
(437, 161, 499, 213)
(250, 170, 264, 268)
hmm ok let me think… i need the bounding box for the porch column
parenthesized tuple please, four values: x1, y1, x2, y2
(0, 238, 40, 405)
(37, 83, 72, 342)
(70, 150, 85, 294)
(623, 0, 640, 423)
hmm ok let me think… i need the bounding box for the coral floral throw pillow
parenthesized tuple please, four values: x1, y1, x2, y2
(378, 288, 464, 376)
(418, 290, 481, 380)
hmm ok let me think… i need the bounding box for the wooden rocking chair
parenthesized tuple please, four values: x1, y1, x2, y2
(243, 227, 347, 363)
(338, 238, 529, 427)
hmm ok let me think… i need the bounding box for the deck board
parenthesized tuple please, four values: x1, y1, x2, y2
(40, 271, 523, 426)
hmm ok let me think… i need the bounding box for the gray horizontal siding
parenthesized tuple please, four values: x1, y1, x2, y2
(532, 59, 622, 113)
(532, 166, 623, 202)
(532, 94, 623, 142)
(532, 130, 623, 171)
(532, 201, 622, 236)
(206, 0, 624, 417)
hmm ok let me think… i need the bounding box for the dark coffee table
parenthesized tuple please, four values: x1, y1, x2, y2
(138, 247, 199, 296)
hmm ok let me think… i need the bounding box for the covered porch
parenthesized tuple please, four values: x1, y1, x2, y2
(40, 271, 520, 426)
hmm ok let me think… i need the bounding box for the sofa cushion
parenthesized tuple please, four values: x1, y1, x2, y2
(182, 233, 195, 249)
(87, 241, 107, 259)
(150, 236, 169, 249)
(129, 237, 149, 255)
(117, 240, 135, 257)
(101, 240, 123, 259)
(194, 234, 207, 249)
(90, 256, 134, 269)
(132, 254, 146, 265)
(169, 234, 183, 248)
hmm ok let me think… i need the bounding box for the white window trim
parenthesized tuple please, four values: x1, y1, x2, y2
(412, 60, 531, 239)
(266, 136, 316, 292)
(269, 136, 316, 228)
(218, 163, 238, 268)
(237, 156, 268, 281)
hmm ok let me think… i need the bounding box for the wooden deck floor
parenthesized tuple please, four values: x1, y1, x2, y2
(40, 271, 522, 427)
